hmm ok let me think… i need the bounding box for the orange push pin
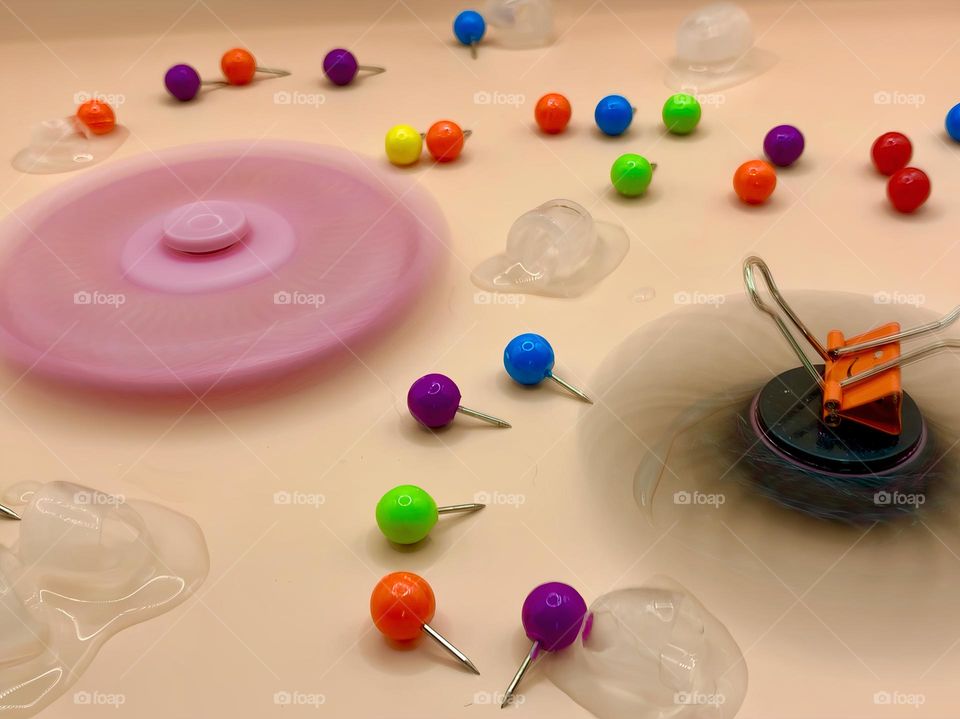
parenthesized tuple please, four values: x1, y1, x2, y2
(76, 99, 116, 135)
(220, 48, 290, 86)
(370, 571, 480, 674)
(424, 120, 472, 163)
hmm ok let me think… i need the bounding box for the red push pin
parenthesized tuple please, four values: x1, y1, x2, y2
(370, 571, 480, 674)
(871, 132, 912, 176)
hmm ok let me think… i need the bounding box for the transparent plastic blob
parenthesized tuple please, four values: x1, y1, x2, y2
(581, 291, 960, 584)
(0, 481, 208, 716)
(11, 117, 128, 175)
(471, 199, 628, 298)
(545, 577, 747, 719)
(666, 3, 776, 93)
(484, 0, 554, 48)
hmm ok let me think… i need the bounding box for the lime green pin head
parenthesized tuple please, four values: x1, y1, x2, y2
(662, 93, 702, 135)
(376, 484, 439, 544)
(610, 153, 654, 197)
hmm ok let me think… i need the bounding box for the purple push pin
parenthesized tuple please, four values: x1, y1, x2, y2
(407, 373, 510, 429)
(322, 48, 386, 87)
(501, 582, 588, 708)
(164, 63, 225, 102)
(763, 124, 805, 167)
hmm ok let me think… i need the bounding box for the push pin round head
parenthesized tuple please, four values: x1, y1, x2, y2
(454, 10, 486, 57)
(385, 124, 423, 166)
(164, 64, 203, 101)
(322, 48, 386, 86)
(733, 159, 777, 204)
(76, 99, 116, 135)
(425, 120, 470, 162)
(610, 154, 656, 197)
(407, 373, 511, 429)
(376, 484, 485, 544)
(370, 571, 480, 674)
(763, 124, 804, 167)
(503, 333, 592, 403)
(535, 93, 572, 134)
(594, 95, 634, 136)
(501, 582, 588, 707)
(662, 92, 702, 135)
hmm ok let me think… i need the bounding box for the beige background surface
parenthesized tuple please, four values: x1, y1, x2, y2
(1, 0, 960, 717)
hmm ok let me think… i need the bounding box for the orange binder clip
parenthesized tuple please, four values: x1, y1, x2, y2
(744, 256, 960, 436)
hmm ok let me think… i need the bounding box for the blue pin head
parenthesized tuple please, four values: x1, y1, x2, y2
(504, 333, 555, 386)
(594, 94, 634, 136)
(454, 10, 486, 46)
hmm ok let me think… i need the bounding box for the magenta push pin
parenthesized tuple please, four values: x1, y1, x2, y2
(322, 48, 386, 87)
(501, 582, 588, 708)
(407, 373, 511, 429)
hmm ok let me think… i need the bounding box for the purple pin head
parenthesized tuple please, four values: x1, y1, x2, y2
(521, 581, 588, 652)
(323, 48, 359, 86)
(763, 124, 805, 167)
(407, 373, 461, 428)
(165, 64, 202, 102)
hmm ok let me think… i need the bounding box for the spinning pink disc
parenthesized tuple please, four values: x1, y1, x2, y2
(0, 141, 445, 393)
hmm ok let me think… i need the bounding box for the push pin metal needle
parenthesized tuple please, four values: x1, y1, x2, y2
(0, 502, 20, 520)
(370, 571, 480, 674)
(408, 373, 511, 429)
(376, 484, 484, 544)
(504, 333, 593, 403)
(501, 582, 587, 708)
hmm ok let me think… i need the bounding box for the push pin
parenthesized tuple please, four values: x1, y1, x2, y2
(376, 484, 484, 544)
(385, 122, 473, 166)
(503, 333, 592, 403)
(501, 582, 587, 708)
(75, 99, 117, 135)
(370, 571, 480, 674)
(407, 373, 511, 429)
(610, 154, 657, 197)
(594, 94, 636, 136)
(164, 48, 290, 102)
(453, 10, 486, 58)
(535, 93, 572, 135)
(322, 48, 386, 86)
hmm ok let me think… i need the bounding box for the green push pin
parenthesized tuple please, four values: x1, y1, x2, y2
(662, 93, 701, 135)
(611, 153, 657, 197)
(375, 484, 485, 545)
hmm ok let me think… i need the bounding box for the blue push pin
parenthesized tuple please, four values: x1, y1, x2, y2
(594, 94, 635, 137)
(503, 333, 592, 403)
(454, 10, 486, 58)
(946, 103, 960, 142)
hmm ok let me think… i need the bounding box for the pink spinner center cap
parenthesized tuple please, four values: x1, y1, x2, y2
(162, 201, 249, 253)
